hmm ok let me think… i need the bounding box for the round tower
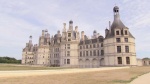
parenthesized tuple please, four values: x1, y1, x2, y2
(104, 6, 136, 66)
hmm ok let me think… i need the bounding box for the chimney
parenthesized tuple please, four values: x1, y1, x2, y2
(81, 31, 84, 41)
(109, 21, 111, 33)
(105, 28, 109, 37)
(75, 26, 78, 31)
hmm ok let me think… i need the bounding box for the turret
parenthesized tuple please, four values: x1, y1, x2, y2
(63, 23, 66, 32)
(69, 20, 73, 31)
(29, 35, 32, 45)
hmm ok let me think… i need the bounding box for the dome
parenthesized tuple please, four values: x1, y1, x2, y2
(113, 6, 119, 12)
(93, 30, 97, 33)
(69, 20, 73, 24)
(29, 35, 32, 39)
(57, 30, 60, 34)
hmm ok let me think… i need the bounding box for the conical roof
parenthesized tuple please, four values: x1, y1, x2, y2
(111, 15, 125, 30)
(105, 6, 134, 39)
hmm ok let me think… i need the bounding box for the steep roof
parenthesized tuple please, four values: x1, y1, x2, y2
(105, 6, 134, 39)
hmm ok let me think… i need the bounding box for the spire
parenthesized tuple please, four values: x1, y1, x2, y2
(111, 6, 125, 30)
(29, 35, 32, 43)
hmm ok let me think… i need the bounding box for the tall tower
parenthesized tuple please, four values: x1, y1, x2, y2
(104, 6, 136, 66)
(69, 20, 73, 31)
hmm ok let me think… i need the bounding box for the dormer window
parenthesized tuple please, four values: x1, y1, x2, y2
(125, 30, 128, 35)
(116, 31, 119, 35)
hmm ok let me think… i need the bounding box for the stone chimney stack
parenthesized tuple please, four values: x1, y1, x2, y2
(75, 26, 78, 31)
(109, 21, 111, 33)
(81, 31, 84, 41)
(105, 28, 109, 37)
(42, 30, 45, 36)
(63, 23, 66, 32)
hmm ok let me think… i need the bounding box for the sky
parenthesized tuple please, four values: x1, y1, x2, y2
(0, 0, 150, 59)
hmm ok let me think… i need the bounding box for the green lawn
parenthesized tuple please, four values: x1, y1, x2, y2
(0, 64, 68, 70)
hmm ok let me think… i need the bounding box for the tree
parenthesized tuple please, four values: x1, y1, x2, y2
(0, 56, 21, 64)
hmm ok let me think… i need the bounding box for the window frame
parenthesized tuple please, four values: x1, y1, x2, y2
(117, 46, 121, 53)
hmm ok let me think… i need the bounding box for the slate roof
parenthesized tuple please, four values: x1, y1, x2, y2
(105, 6, 134, 39)
(79, 36, 104, 45)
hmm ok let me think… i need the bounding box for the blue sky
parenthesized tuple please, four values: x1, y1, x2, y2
(0, 0, 150, 59)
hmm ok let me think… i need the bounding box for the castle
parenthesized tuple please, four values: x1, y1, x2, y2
(22, 6, 137, 67)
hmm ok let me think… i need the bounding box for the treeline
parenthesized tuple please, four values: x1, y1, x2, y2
(0, 56, 21, 64)
(143, 57, 150, 60)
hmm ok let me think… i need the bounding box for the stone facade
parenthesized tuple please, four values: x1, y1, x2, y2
(22, 6, 137, 67)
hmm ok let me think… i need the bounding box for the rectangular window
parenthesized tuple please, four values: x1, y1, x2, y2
(86, 51, 88, 56)
(117, 46, 121, 53)
(125, 30, 128, 35)
(68, 33, 71, 37)
(126, 57, 130, 64)
(125, 38, 128, 42)
(116, 31, 119, 35)
(67, 59, 70, 64)
(101, 43, 103, 47)
(90, 51, 92, 56)
(116, 38, 121, 42)
(80, 52, 82, 57)
(97, 50, 99, 56)
(93, 50, 96, 56)
(67, 51, 70, 56)
(101, 50, 104, 56)
(125, 46, 129, 53)
(118, 57, 122, 64)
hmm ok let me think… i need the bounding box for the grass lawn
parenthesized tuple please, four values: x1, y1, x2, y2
(0, 64, 69, 70)
(0, 65, 150, 84)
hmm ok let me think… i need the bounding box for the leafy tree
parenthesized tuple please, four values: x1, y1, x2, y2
(0, 56, 21, 64)
(142, 57, 150, 60)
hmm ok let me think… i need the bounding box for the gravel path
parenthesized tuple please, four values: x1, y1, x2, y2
(129, 72, 150, 84)
(0, 67, 128, 78)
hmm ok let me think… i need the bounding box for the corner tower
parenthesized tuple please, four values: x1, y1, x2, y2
(104, 6, 137, 66)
